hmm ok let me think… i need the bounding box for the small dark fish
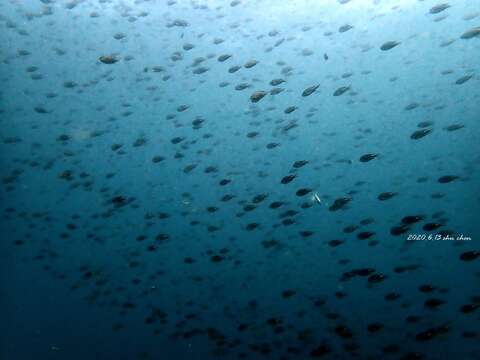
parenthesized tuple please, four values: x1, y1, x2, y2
(246, 223, 259, 231)
(438, 175, 459, 183)
(250, 91, 267, 103)
(390, 225, 410, 235)
(152, 156, 164, 163)
(306, 225, 324, 236)
(385, 293, 401, 301)
(425, 298, 446, 309)
(410, 128, 432, 140)
(405, 102, 419, 111)
(270, 78, 285, 86)
(235, 83, 251, 91)
(460, 27, 480, 40)
(339, 24, 353, 33)
(192, 66, 209, 74)
(111, 196, 127, 206)
(357, 231, 375, 240)
(302, 84, 319, 97)
(169, 19, 189, 27)
(367, 323, 384, 332)
(460, 304, 480, 314)
(210, 254, 224, 263)
(293, 160, 308, 168)
(401, 215, 425, 225)
(296, 188, 312, 196)
(328, 239, 344, 247)
(269, 201, 284, 209)
(244, 60, 258, 68)
(380, 41, 401, 51)
(359, 220, 378, 230)
(170, 136, 184, 144)
(324, 53, 328, 60)
(333, 86, 350, 96)
(429, 3, 451, 14)
(335, 325, 353, 339)
(281, 289, 296, 298)
(270, 87, 284, 95)
(329, 197, 351, 211)
(460, 251, 479, 261)
(368, 273, 387, 283)
(378, 192, 396, 201)
(415, 330, 434, 342)
(310, 344, 331, 357)
(177, 104, 189, 112)
(423, 223, 442, 231)
(354, 268, 376, 276)
(266, 142, 280, 149)
(418, 121, 434, 128)
(443, 124, 464, 131)
(34, 105, 49, 114)
(418, 285, 436, 294)
(281, 174, 296, 184)
(359, 153, 378, 162)
(217, 54, 232, 62)
(252, 194, 267, 203)
(99, 55, 119, 64)
(228, 65, 241, 73)
(416, 327, 444, 341)
(455, 74, 473, 85)
(344, 225, 358, 233)
(221, 194, 234, 202)
(284, 106, 298, 114)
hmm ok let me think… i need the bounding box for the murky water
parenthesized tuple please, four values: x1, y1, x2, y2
(1, 0, 479, 359)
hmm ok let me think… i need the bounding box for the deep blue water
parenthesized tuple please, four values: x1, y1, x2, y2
(1, 0, 480, 359)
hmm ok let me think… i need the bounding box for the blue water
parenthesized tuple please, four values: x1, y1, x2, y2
(1, 0, 479, 359)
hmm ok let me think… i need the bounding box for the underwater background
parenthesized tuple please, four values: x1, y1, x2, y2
(1, 0, 479, 359)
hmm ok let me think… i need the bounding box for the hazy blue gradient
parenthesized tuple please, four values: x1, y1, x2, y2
(1, 0, 479, 359)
